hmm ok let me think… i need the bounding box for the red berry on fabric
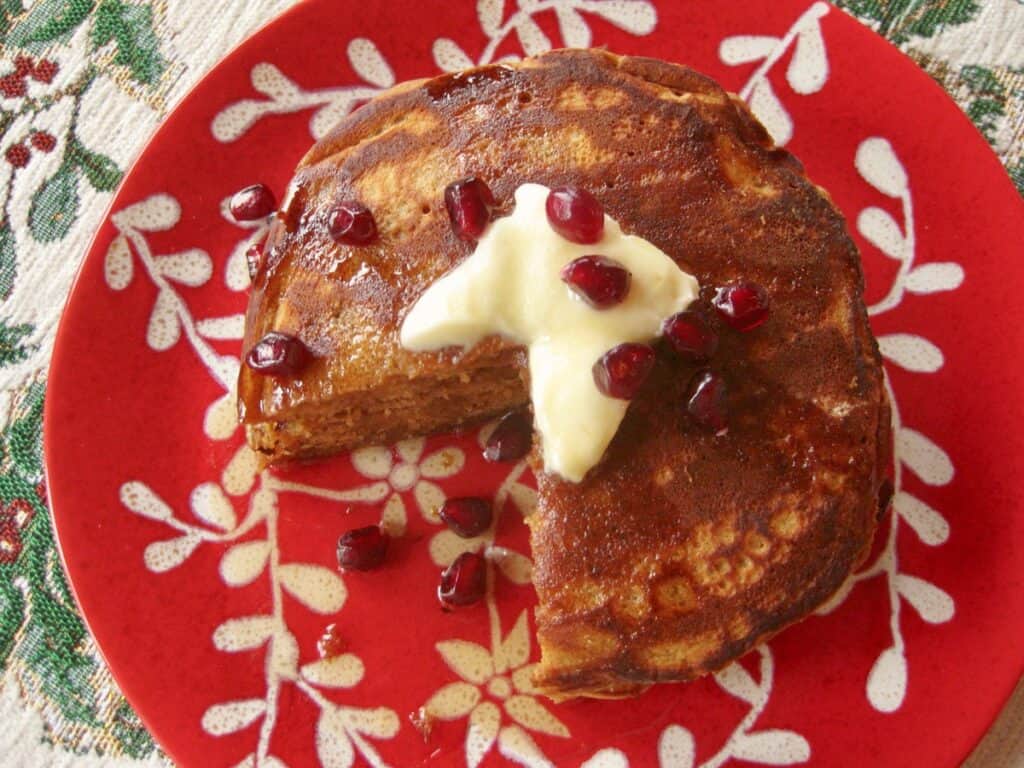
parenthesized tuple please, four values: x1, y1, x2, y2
(0, 74, 27, 98)
(32, 59, 59, 84)
(5, 144, 29, 168)
(14, 56, 33, 77)
(30, 131, 56, 152)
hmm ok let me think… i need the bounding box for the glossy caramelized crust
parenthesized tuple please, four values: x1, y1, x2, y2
(239, 49, 890, 699)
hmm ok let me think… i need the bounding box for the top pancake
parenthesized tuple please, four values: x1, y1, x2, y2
(238, 49, 890, 698)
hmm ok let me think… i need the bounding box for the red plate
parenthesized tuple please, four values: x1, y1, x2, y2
(45, 1, 1024, 766)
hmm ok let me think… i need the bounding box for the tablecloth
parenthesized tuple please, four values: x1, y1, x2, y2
(0, 1, 1019, 766)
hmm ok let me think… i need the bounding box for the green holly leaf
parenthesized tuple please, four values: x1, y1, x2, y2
(961, 65, 1006, 97)
(15, 501, 101, 726)
(1009, 159, 1024, 198)
(110, 699, 157, 758)
(833, 0, 980, 44)
(0, 321, 36, 369)
(0, 576, 25, 666)
(0, 0, 27, 38)
(967, 97, 1005, 141)
(7, 383, 43, 478)
(7, 0, 95, 48)
(0, 224, 15, 301)
(91, 0, 166, 86)
(71, 141, 122, 192)
(899, 0, 980, 40)
(28, 163, 80, 243)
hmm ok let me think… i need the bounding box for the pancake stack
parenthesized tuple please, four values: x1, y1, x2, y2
(238, 49, 890, 699)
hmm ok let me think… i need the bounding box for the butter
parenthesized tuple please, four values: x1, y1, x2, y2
(400, 183, 699, 482)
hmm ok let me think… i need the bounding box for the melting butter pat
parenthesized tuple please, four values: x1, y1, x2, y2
(400, 183, 698, 482)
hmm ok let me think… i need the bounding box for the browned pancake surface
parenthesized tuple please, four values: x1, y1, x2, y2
(238, 50, 889, 698)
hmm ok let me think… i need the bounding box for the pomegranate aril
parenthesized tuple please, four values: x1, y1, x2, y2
(438, 552, 486, 609)
(686, 370, 727, 433)
(337, 525, 389, 571)
(444, 176, 495, 241)
(317, 623, 346, 658)
(245, 332, 311, 376)
(483, 410, 532, 462)
(713, 283, 770, 332)
(593, 343, 656, 400)
(409, 707, 436, 742)
(440, 497, 493, 538)
(561, 255, 631, 308)
(664, 310, 718, 361)
(328, 201, 378, 245)
(245, 244, 263, 279)
(545, 186, 604, 244)
(230, 183, 277, 221)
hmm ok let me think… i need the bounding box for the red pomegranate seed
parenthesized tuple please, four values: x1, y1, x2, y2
(483, 410, 532, 462)
(30, 131, 56, 152)
(440, 497, 493, 538)
(686, 370, 727, 433)
(545, 186, 604, 244)
(0, 74, 27, 98)
(14, 56, 33, 77)
(245, 244, 263, 279)
(713, 283, 770, 332)
(245, 331, 311, 376)
(31, 59, 58, 84)
(593, 343, 656, 400)
(444, 176, 495, 241)
(337, 525, 389, 571)
(663, 310, 718, 361)
(328, 201, 378, 245)
(561, 255, 631, 309)
(438, 552, 486, 609)
(409, 707, 436, 743)
(5, 144, 29, 168)
(317, 623, 346, 658)
(230, 183, 277, 221)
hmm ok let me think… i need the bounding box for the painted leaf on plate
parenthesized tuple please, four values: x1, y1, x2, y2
(201, 699, 267, 736)
(658, 724, 695, 768)
(866, 646, 907, 713)
(856, 137, 908, 198)
(279, 564, 347, 613)
(347, 37, 395, 88)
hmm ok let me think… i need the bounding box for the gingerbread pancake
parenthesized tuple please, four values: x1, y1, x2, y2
(238, 49, 890, 699)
